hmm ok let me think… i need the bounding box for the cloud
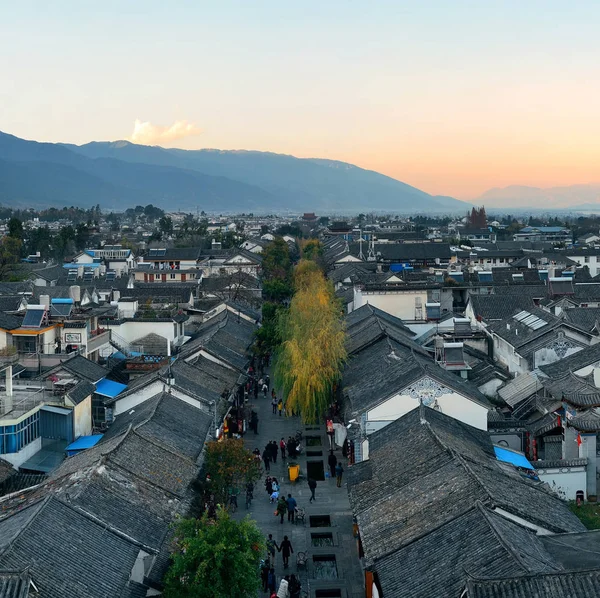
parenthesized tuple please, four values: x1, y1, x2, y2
(129, 119, 202, 145)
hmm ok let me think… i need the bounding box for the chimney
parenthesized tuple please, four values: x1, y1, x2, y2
(70, 285, 81, 304)
(113, 290, 120, 302)
(39, 295, 50, 309)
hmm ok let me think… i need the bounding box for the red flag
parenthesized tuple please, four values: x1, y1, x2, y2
(577, 433, 582, 447)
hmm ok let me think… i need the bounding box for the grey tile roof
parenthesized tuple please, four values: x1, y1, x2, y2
(66, 380, 95, 405)
(540, 372, 600, 408)
(49, 354, 108, 383)
(540, 530, 600, 571)
(0, 497, 143, 598)
(465, 569, 600, 598)
(343, 336, 491, 417)
(374, 506, 560, 598)
(563, 307, 600, 332)
(0, 313, 23, 330)
(106, 391, 213, 460)
(487, 307, 562, 349)
(0, 295, 25, 312)
(469, 294, 537, 322)
(539, 342, 600, 378)
(0, 570, 31, 598)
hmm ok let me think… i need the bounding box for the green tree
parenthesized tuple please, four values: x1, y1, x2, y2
(274, 259, 346, 423)
(0, 236, 23, 280)
(8, 218, 24, 241)
(204, 439, 261, 505)
(164, 511, 264, 598)
(159, 216, 174, 236)
(261, 236, 291, 280)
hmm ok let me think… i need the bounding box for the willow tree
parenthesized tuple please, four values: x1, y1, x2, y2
(274, 259, 346, 423)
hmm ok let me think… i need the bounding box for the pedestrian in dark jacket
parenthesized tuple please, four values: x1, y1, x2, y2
(278, 536, 294, 568)
(280, 438, 287, 460)
(261, 561, 270, 592)
(268, 567, 277, 593)
(286, 494, 297, 523)
(262, 449, 271, 472)
(266, 476, 273, 496)
(336, 462, 344, 487)
(328, 450, 337, 479)
(276, 496, 288, 524)
(270, 440, 278, 464)
(308, 478, 317, 502)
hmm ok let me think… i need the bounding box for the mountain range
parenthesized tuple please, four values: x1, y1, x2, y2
(477, 184, 600, 210)
(0, 131, 468, 213)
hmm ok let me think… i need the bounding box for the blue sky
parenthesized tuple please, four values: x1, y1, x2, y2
(1, 1, 599, 198)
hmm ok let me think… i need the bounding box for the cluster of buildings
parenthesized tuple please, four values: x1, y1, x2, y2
(2, 209, 600, 596)
(322, 227, 600, 597)
(0, 233, 266, 595)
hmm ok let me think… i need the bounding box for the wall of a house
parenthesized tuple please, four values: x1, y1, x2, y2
(73, 396, 92, 438)
(536, 467, 586, 500)
(353, 288, 429, 321)
(1, 436, 42, 468)
(365, 385, 488, 433)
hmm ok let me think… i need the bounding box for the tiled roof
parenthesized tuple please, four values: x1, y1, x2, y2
(66, 380, 95, 405)
(465, 569, 600, 598)
(0, 313, 23, 331)
(539, 342, 600, 378)
(48, 354, 108, 383)
(0, 570, 31, 598)
(0, 497, 143, 598)
(563, 307, 600, 332)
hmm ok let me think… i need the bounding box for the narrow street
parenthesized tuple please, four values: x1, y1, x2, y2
(236, 375, 364, 598)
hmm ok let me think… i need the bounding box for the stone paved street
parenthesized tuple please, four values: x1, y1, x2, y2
(235, 376, 364, 598)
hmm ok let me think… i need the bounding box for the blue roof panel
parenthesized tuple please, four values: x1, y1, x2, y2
(494, 446, 534, 469)
(94, 378, 127, 398)
(65, 434, 104, 453)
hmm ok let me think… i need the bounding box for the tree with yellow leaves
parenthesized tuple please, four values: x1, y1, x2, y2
(274, 258, 346, 423)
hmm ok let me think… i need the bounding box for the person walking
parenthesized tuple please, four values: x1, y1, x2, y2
(277, 576, 290, 598)
(278, 536, 294, 568)
(270, 440, 278, 464)
(335, 462, 344, 488)
(266, 534, 278, 561)
(263, 382, 268, 398)
(308, 478, 317, 503)
(276, 495, 288, 524)
(250, 411, 259, 435)
(266, 476, 273, 496)
(261, 560, 271, 592)
(289, 574, 301, 598)
(265, 373, 270, 389)
(280, 437, 287, 460)
(286, 493, 297, 523)
(277, 398, 283, 417)
(267, 567, 277, 594)
(272, 395, 278, 414)
(328, 450, 337, 479)
(263, 449, 271, 472)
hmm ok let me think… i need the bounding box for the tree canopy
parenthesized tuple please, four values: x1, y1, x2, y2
(274, 256, 346, 423)
(163, 511, 264, 598)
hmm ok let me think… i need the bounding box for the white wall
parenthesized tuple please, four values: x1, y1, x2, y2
(73, 396, 92, 438)
(536, 467, 587, 500)
(568, 255, 600, 277)
(2, 436, 42, 468)
(354, 288, 429, 321)
(365, 383, 488, 432)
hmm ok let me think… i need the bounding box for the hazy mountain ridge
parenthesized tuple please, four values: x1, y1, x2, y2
(0, 131, 468, 212)
(478, 184, 600, 209)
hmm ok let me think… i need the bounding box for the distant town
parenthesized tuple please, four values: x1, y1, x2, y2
(0, 203, 600, 597)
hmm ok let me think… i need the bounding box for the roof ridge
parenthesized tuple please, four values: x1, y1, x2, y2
(475, 502, 540, 574)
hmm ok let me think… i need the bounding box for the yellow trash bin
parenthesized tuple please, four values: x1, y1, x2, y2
(288, 464, 300, 482)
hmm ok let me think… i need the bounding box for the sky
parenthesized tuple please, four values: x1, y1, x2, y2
(1, 1, 599, 199)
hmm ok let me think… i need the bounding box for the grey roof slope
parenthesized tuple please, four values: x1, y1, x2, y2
(0, 295, 25, 312)
(343, 336, 491, 417)
(487, 307, 562, 349)
(103, 392, 212, 461)
(348, 408, 583, 573)
(469, 294, 537, 322)
(465, 569, 600, 598)
(0, 497, 143, 598)
(180, 309, 254, 369)
(170, 357, 240, 403)
(45, 354, 107, 383)
(374, 505, 560, 598)
(0, 570, 31, 598)
(541, 530, 600, 571)
(539, 342, 600, 379)
(66, 380, 95, 405)
(563, 307, 600, 332)
(0, 313, 23, 331)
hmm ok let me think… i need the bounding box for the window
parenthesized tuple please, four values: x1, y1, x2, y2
(170, 273, 176, 279)
(585, 256, 590, 263)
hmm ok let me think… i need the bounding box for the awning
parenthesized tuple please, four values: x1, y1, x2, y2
(65, 434, 103, 456)
(494, 446, 534, 469)
(94, 378, 127, 398)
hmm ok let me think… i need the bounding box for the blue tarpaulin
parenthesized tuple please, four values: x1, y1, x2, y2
(65, 434, 104, 456)
(494, 446, 534, 469)
(95, 378, 127, 398)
